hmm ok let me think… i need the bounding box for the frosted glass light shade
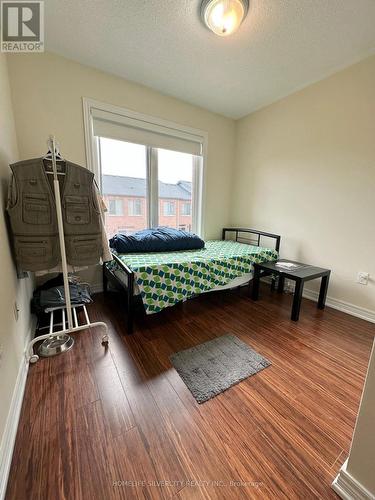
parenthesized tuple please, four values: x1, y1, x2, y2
(201, 0, 249, 37)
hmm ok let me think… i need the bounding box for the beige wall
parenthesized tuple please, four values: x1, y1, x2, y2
(0, 54, 34, 450)
(7, 52, 236, 241)
(231, 55, 375, 311)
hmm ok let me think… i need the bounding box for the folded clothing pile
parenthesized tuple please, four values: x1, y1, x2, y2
(31, 275, 92, 314)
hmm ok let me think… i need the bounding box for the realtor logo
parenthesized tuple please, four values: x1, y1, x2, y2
(1, 1, 44, 52)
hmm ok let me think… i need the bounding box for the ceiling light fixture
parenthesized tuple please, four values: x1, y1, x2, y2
(201, 0, 249, 37)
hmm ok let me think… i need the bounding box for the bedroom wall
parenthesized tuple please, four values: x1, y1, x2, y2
(0, 53, 34, 478)
(231, 54, 375, 314)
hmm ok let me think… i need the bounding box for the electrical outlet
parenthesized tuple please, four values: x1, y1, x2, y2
(357, 272, 369, 285)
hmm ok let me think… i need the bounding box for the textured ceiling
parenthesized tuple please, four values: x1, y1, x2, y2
(44, 0, 375, 118)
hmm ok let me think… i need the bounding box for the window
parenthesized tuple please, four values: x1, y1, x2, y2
(128, 199, 142, 216)
(163, 201, 176, 216)
(84, 99, 205, 237)
(181, 202, 191, 216)
(100, 139, 147, 237)
(108, 199, 123, 216)
(157, 148, 192, 230)
(99, 138, 198, 237)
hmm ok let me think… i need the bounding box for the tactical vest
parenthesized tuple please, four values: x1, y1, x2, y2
(7, 158, 103, 271)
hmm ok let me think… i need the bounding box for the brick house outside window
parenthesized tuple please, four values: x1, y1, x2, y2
(102, 175, 192, 237)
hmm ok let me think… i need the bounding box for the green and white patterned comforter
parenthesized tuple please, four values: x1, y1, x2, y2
(107, 240, 278, 314)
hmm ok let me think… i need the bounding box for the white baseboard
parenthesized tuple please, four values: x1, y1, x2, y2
(303, 289, 375, 324)
(332, 460, 374, 500)
(262, 276, 375, 324)
(0, 318, 35, 500)
(0, 359, 28, 500)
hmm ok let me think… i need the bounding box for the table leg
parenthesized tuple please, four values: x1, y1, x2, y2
(318, 273, 330, 309)
(271, 274, 276, 291)
(252, 266, 261, 300)
(277, 275, 285, 293)
(291, 280, 303, 321)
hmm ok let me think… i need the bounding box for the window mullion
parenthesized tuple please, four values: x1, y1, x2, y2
(96, 138, 103, 191)
(147, 146, 159, 228)
(192, 156, 201, 235)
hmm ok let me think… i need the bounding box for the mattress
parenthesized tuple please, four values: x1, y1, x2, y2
(107, 240, 278, 314)
(112, 267, 253, 295)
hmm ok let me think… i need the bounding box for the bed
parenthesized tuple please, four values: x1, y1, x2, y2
(103, 227, 281, 333)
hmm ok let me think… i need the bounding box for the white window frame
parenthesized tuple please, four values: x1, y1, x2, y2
(82, 98, 207, 237)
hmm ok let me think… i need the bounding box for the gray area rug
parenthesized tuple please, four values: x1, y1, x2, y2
(169, 334, 271, 404)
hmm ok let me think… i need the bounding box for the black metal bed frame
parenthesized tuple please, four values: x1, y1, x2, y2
(103, 228, 281, 334)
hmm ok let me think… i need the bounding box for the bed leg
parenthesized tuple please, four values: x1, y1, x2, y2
(126, 300, 134, 334)
(127, 311, 134, 335)
(103, 270, 108, 294)
(126, 274, 134, 335)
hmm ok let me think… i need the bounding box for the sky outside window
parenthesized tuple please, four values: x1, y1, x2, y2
(100, 138, 193, 183)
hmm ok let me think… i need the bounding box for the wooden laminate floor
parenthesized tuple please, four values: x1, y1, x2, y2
(6, 285, 375, 500)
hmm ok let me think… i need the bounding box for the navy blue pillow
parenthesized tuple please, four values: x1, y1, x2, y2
(110, 227, 205, 253)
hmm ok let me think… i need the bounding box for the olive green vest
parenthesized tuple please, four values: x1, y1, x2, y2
(7, 158, 102, 271)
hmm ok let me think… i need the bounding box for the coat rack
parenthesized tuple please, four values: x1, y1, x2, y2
(26, 135, 109, 364)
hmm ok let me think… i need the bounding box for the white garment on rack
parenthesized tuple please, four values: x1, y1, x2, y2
(35, 187, 112, 276)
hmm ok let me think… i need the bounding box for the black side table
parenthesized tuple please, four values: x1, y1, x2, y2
(252, 260, 331, 321)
